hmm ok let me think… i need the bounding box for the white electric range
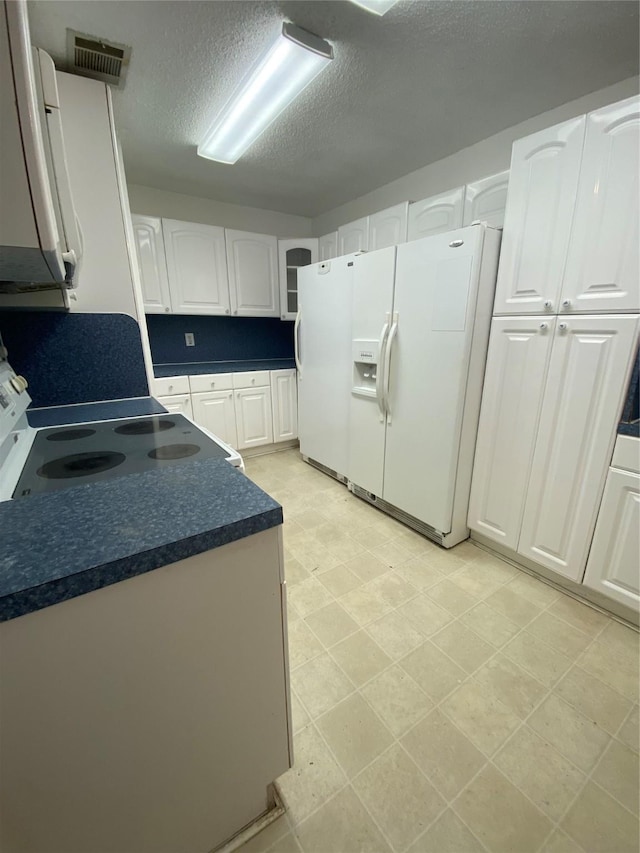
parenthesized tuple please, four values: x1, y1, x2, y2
(0, 358, 243, 502)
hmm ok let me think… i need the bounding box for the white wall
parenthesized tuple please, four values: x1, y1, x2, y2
(312, 76, 640, 236)
(128, 184, 313, 238)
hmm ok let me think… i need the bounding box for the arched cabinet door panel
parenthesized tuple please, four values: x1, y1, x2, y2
(493, 116, 586, 315)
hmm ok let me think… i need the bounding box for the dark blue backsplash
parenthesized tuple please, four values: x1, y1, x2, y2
(146, 314, 294, 365)
(0, 311, 149, 408)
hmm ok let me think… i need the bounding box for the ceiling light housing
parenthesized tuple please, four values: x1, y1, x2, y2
(197, 22, 333, 165)
(347, 0, 399, 16)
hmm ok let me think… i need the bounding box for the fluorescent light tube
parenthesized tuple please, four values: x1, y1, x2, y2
(348, 0, 399, 15)
(197, 22, 333, 164)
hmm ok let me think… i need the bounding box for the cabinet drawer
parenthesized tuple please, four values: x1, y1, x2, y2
(233, 371, 270, 389)
(189, 373, 233, 393)
(154, 375, 189, 396)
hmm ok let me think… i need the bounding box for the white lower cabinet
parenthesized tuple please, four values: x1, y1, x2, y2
(469, 314, 639, 587)
(468, 317, 555, 549)
(271, 369, 298, 443)
(235, 387, 274, 450)
(191, 390, 238, 449)
(517, 316, 639, 581)
(156, 393, 193, 419)
(583, 464, 640, 609)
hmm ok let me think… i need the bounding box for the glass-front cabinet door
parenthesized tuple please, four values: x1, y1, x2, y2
(278, 238, 318, 320)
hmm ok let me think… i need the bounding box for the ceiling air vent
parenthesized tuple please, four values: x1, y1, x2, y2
(66, 30, 131, 89)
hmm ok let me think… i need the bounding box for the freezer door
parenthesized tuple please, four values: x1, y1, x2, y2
(297, 256, 355, 478)
(382, 226, 485, 533)
(348, 246, 396, 496)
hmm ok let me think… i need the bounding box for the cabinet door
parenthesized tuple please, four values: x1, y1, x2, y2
(561, 97, 640, 313)
(235, 387, 274, 449)
(156, 393, 193, 419)
(131, 215, 172, 314)
(407, 187, 464, 241)
(467, 317, 555, 549)
(463, 171, 509, 228)
(162, 219, 230, 315)
(583, 467, 640, 609)
(368, 202, 409, 250)
(191, 390, 238, 448)
(518, 315, 639, 581)
(494, 116, 586, 315)
(318, 232, 338, 261)
(271, 370, 298, 442)
(226, 230, 279, 317)
(338, 217, 369, 255)
(278, 239, 318, 321)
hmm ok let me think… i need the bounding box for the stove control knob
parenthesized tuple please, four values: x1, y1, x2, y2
(10, 375, 28, 393)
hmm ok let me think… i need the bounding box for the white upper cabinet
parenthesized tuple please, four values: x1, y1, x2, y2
(338, 217, 369, 255)
(517, 315, 639, 581)
(131, 214, 172, 314)
(407, 187, 464, 242)
(278, 238, 318, 321)
(191, 389, 238, 449)
(463, 171, 510, 228)
(225, 230, 279, 317)
(318, 232, 338, 261)
(162, 219, 230, 315)
(468, 316, 556, 550)
(561, 96, 640, 313)
(368, 202, 409, 250)
(271, 369, 298, 442)
(493, 116, 586, 315)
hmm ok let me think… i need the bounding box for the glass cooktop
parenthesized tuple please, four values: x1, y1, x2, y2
(13, 414, 230, 499)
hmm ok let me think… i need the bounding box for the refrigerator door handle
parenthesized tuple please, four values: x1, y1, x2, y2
(383, 312, 399, 423)
(294, 310, 302, 377)
(376, 314, 391, 421)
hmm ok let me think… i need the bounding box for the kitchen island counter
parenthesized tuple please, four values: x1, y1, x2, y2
(0, 456, 281, 622)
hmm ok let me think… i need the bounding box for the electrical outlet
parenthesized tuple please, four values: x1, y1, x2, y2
(185, 333, 195, 347)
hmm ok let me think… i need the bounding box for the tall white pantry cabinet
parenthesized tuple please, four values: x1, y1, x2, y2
(469, 94, 640, 605)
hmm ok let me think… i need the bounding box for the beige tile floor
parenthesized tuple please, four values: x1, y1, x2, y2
(241, 450, 640, 853)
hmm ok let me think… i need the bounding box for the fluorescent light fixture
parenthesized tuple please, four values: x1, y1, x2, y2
(197, 22, 333, 164)
(347, 0, 399, 15)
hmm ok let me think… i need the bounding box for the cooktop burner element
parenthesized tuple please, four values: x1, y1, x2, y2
(148, 444, 200, 460)
(114, 419, 175, 436)
(46, 428, 97, 442)
(12, 414, 231, 499)
(37, 451, 126, 480)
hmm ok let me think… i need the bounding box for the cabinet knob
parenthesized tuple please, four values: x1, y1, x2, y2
(562, 299, 572, 309)
(559, 322, 569, 332)
(225, 309, 230, 314)
(539, 322, 548, 331)
(168, 385, 173, 391)
(164, 307, 170, 313)
(544, 300, 553, 310)
(234, 310, 238, 315)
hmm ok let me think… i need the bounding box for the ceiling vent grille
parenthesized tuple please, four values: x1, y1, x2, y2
(66, 30, 131, 88)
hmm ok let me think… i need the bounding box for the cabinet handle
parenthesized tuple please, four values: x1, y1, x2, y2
(559, 322, 569, 332)
(539, 322, 548, 331)
(234, 310, 238, 315)
(544, 300, 553, 310)
(562, 299, 572, 309)
(164, 306, 170, 313)
(225, 309, 229, 314)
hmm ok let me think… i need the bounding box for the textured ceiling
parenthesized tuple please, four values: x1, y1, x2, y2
(28, 0, 640, 217)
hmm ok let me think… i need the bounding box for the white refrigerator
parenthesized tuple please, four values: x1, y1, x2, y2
(348, 224, 501, 546)
(296, 254, 358, 480)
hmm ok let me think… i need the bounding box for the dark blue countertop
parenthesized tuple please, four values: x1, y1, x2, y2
(0, 458, 282, 622)
(618, 350, 639, 438)
(154, 359, 296, 378)
(27, 397, 166, 428)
